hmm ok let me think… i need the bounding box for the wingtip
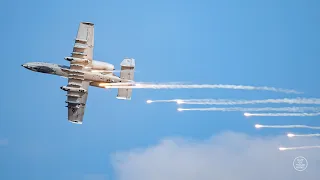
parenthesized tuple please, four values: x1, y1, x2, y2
(81, 22, 94, 26)
(68, 120, 83, 125)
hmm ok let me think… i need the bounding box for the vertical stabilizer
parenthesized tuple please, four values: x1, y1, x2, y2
(117, 58, 135, 100)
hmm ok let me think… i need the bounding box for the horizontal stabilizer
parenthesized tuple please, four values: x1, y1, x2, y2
(117, 58, 135, 100)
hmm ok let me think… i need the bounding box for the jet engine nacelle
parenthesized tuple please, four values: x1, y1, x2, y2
(60, 86, 87, 93)
(64, 57, 89, 63)
(91, 60, 114, 70)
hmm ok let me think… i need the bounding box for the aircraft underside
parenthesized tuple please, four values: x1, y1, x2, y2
(22, 22, 136, 124)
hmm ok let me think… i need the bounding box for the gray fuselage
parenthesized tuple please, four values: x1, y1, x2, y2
(21, 62, 124, 86)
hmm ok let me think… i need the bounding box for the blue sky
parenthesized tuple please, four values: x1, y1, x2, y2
(1, 0, 320, 179)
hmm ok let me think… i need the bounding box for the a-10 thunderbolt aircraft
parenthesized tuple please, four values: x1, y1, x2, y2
(22, 22, 135, 124)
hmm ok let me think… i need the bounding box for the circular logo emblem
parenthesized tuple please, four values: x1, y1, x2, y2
(293, 156, 308, 171)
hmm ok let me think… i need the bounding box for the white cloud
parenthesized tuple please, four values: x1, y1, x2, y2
(84, 174, 108, 180)
(112, 132, 320, 180)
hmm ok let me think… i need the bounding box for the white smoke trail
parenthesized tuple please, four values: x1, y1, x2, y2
(101, 83, 301, 94)
(287, 133, 320, 138)
(279, 146, 320, 151)
(147, 98, 320, 105)
(177, 107, 320, 112)
(244, 112, 320, 117)
(146, 99, 181, 104)
(255, 124, 320, 130)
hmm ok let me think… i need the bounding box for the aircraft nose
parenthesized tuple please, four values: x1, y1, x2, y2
(22, 64, 30, 69)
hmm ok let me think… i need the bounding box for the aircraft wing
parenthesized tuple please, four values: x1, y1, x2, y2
(64, 22, 94, 124)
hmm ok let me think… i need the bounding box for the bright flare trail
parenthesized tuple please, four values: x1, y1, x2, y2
(146, 98, 320, 105)
(101, 83, 302, 94)
(244, 112, 320, 117)
(178, 107, 320, 112)
(287, 133, 320, 138)
(146, 99, 183, 104)
(279, 146, 320, 151)
(255, 124, 320, 130)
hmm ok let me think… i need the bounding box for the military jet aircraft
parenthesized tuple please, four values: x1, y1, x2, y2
(22, 22, 135, 124)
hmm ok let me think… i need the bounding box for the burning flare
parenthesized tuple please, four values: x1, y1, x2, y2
(147, 98, 320, 105)
(279, 146, 320, 151)
(254, 124, 320, 130)
(243, 112, 320, 117)
(100, 82, 302, 94)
